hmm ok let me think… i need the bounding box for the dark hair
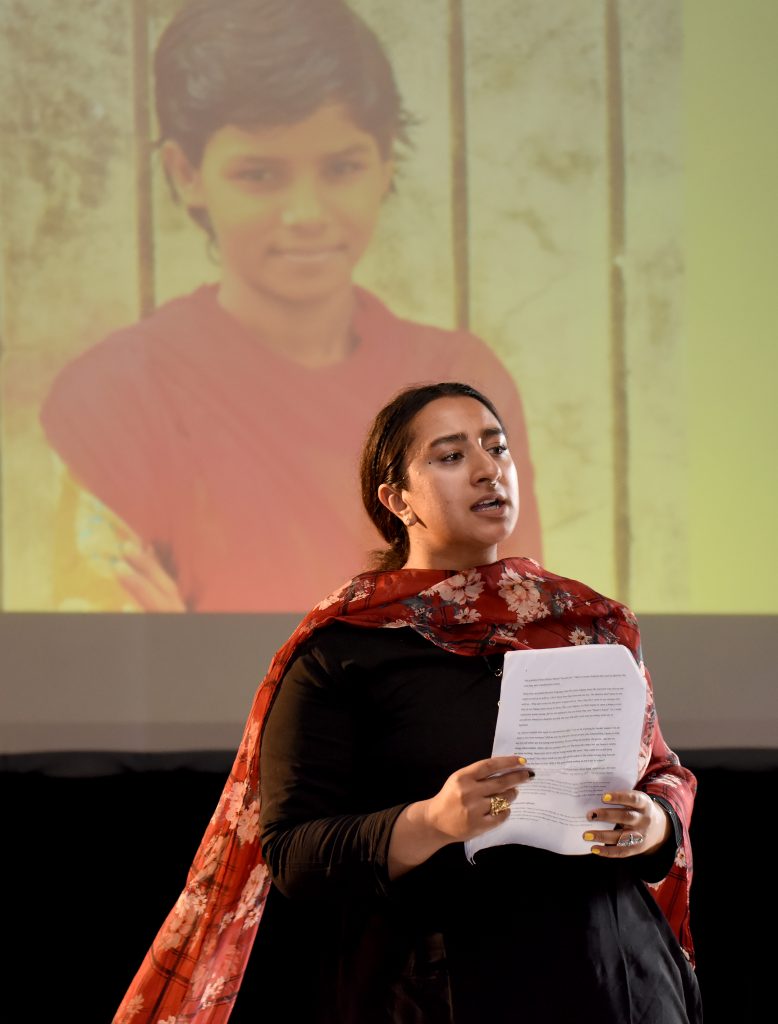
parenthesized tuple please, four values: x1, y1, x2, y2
(360, 382, 505, 571)
(154, 0, 410, 165)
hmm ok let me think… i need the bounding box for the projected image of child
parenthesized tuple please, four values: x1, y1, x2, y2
(40, 0, 542, 612)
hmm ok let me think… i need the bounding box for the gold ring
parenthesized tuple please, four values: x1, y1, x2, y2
(489, 795, 511, 816)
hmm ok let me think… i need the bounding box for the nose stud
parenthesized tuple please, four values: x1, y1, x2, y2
(488, 480, 498, 490)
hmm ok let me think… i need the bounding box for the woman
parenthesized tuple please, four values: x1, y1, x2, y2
(114, 383, 700, 1023)
(39, 0, 541, 612)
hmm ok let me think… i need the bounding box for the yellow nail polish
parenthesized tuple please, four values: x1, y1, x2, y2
(591, 846, 602, 855)
(603, 793, 613, 802)
(583, 832, 595, 841)
(517, 756, 527, 765)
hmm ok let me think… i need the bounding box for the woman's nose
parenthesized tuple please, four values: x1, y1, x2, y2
(473, 447, 501, 483)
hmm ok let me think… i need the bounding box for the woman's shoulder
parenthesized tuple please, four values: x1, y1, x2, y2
(506, 557, 628, 605)
(282, 617, 434, 682)
(496, 557, 640, 639)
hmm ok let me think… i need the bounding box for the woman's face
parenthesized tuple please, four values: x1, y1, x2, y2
(168, 104, 393, 308)
(381, 396, 520, 570)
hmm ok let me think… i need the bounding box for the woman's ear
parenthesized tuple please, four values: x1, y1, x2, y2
(161, 140, 205, 208)
(377, 483, 417, 527)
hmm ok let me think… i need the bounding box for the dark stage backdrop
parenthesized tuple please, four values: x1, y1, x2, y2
(3, 747, 773, 1022)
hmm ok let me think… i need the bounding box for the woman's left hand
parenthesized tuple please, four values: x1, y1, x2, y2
(583, 790, 671, 858)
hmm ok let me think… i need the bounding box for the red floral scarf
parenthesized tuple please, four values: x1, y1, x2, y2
(115, 558, 696, 1023)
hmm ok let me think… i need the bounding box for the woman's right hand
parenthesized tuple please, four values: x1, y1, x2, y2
(425, 755, 533, 841)
(388, 755, 534, 879)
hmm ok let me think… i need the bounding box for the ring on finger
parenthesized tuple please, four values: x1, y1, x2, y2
(616, 831, 644, 848)
(489, 795, 511, 816)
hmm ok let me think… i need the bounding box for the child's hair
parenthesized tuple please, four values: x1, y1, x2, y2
(154, 0, 410, 165)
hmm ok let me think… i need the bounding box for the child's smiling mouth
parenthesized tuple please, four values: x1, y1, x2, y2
(272, 245, 346, 263)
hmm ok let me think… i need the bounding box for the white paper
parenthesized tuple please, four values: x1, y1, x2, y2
(465, 644, 647, 859)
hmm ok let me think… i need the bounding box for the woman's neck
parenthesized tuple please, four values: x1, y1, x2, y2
(402, 542, 500, 572)
(217, 278, 357, 369)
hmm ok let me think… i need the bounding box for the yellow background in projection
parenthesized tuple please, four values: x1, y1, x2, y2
(685, 0, 777, 613)
(0, 0, 775, 613)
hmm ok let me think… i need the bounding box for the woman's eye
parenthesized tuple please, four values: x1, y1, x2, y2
(441, 451, 463, 463)
(489, 443, 509, 457)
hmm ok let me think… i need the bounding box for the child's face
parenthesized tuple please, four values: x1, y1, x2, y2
(168, 104, 393, 307)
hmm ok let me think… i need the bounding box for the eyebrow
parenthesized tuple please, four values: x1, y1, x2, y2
(325, 144, 373, 159)
(229, 144, 373, 166)
(427, 426, 505, 449)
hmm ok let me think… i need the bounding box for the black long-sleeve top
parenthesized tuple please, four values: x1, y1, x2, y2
(249, 622, 700, 1024)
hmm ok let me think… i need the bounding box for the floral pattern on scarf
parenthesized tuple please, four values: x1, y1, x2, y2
(115, 558, 696, 1023)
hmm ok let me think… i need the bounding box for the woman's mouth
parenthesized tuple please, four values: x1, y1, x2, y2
(471, 497, 506, 513)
